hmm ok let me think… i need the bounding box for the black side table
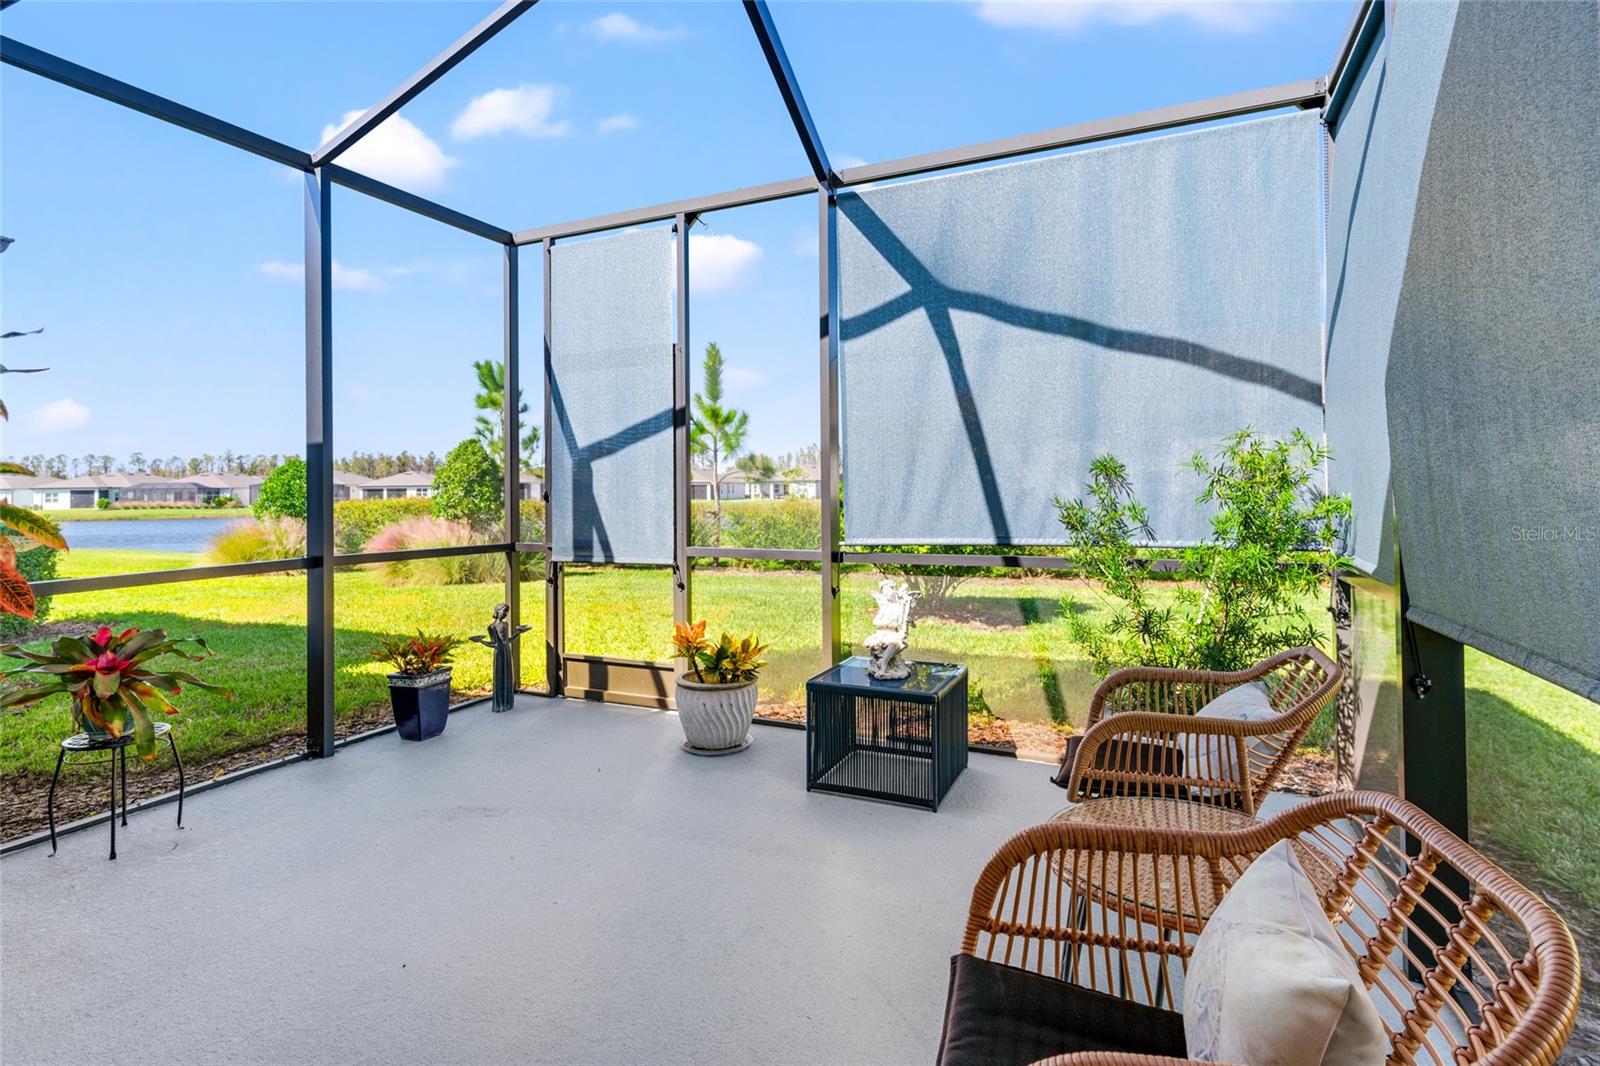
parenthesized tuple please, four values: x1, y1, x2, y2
(805, 657, 968, 811)
(48, 721, 184, 859)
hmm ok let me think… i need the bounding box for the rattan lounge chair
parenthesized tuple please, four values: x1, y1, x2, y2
(936, 791, 1580, 1066)
(1051, 647, 1342, 816)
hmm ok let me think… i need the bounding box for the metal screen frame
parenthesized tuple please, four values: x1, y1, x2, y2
(6, 0, 1473, 842)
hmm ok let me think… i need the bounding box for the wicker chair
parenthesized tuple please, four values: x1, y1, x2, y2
(937, 792, 1580, 1066)
(1051, 647, 1342, 815)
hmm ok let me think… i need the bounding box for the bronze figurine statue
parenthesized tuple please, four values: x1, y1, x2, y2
(470, 603, 532, 712)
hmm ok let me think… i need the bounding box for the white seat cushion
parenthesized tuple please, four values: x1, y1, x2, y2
(1181, 681, 1277, 792)
(1183, 840, 1387, 1065)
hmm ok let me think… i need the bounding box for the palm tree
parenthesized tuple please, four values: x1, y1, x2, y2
(690, 342, 749, 544)
(472, 359, 540, 470)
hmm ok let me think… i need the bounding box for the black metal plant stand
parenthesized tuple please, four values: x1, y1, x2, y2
(47, 721, 184, 860)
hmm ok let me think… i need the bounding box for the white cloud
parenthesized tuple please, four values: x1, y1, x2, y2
(452, 84, 572, 141)
(597, 113, 639, 134)
(332, 263, 386, 292)
(258, 260, 389, 292)
(588, 12, 685, 42)
(29, 398, 90, 434)
(259, 260, 303, 282)
(724, 366, 767, 389)
(318, 110, 458, 189)
(690, 234, 763, 295)
(974, 1, 1279, 33)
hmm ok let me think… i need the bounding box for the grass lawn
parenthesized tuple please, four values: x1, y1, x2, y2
(34, 508, 243, 521)
(5, 550, 1597, 913)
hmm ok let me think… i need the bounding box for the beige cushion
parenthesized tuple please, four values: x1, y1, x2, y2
(1182, 681, 1276, 791)
(1183, 840, 1387, 1065)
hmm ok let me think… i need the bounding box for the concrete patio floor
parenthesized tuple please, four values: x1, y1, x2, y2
(3, 695, 1105, 1066)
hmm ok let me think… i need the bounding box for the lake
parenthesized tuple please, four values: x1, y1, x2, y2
(58, 517, 239, 554)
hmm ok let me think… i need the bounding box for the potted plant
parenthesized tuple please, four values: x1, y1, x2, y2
(0, 625, 232, 757)
(374, 631, 461, 741)
(670, 620, 767, 755)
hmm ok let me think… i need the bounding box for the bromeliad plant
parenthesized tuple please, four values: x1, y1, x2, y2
(374, 631, 461, 677)
(671, 620, 768, 685)
(0, 626, 232, 758)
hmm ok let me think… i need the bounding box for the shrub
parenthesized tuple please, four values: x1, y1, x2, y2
(430, 439, 501, 529)
(0, 544, 58, 638)
(690, 498, 821, 551)
(256, 458, 307, 520)
(333, 497, 433, 555)
(204, 517, 307, 564)
(95, 497, 111, 510)
(209, 494, 239, 509)
(518, 498, 544, 544)
(1057, 429, 1350, 677)
(362, 515, 499, 585)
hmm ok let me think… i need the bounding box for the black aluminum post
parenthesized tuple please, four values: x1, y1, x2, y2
(312, 0, 537, 167)
(1398, 561, 1470, 973)
(1398, 567, 1469, 835)
(305, 170, 335, 757)
(503, 243, 521, 686)
(818, 188, 842, 665)
(743, 0, 834, 186)
(673, 214, 693, 632)
(542, 238, 564, 696)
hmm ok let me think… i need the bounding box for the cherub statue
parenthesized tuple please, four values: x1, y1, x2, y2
(470, 603, 532, 712)
(863, 579, 919, 680)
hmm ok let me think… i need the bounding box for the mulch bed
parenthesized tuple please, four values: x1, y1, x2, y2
(0, 696, 484, 844)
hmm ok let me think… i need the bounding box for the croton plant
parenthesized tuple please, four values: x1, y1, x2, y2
(0, 626, 233, 758)
(671, 620, 768, 685)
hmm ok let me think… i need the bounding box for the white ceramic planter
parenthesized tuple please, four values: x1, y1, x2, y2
(674, 675, 757, 755)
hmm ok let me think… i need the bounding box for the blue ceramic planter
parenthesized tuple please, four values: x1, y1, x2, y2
(387, 670, 451, 741)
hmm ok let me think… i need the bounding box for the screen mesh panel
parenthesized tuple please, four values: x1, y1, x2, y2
(835, 111, 1325, 546)
(1324, 3, 1455, 583)
(548, 227, 675, 564)
(1384, 0, 1600, 700)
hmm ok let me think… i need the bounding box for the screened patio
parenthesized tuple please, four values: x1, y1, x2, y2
(2, 0, 1597, 1063)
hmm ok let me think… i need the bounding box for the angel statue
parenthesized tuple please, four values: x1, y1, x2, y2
(863, 579, 920, 680)
(470, 603, 533, 712)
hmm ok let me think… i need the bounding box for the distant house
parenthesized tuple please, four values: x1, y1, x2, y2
(332, 471, 373, 501)
(120, 475, 199, 505)
(34, 473, 143, 510)
(361, 471, 434, 499)
(188, 473, 266, 505)
(690, 467, 748, 501)
(689, 464, 819, 501)
(0, 474, 44, 509)
(518, 471, 542, 502)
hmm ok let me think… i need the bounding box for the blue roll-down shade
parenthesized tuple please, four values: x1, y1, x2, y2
(835, 111, 1326, 546)
(548, 226, 676, 564)
(1382, 0, 1600, 701)
(1323, 0, 1457, 584)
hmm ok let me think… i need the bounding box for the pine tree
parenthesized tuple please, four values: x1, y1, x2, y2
(690, 342, 749, 544)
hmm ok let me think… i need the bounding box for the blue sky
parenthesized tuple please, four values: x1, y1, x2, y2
(0, 0, 1352, 466)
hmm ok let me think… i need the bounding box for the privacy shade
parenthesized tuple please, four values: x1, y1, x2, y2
(1323, 3, 1455, 583)
(548, 227, 675, 564)
(835, 111, 1325, 546)
(1382, 1, 1600, 700)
